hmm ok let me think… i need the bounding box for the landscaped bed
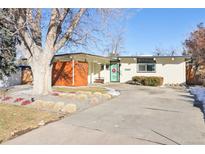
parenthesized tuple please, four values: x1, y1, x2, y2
(0, 85, 119, 143)
(0, 103, 63, 143)
(53, 86, 108, 94)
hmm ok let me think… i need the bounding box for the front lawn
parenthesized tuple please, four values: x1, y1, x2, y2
(53, 86, 107, 94)
(0, 103, 62, 143)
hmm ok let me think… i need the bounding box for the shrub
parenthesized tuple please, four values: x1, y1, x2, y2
(2, 96, 12, 101)
(52, 92, 59, 96)
(131, 76, 163, 86)
(21, 100, 32, 105)
(132, 76, 144, 83)
(14, 98, 24, 103)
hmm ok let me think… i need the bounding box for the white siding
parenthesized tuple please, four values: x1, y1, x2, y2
(100, 65, 110, 83)
(119, 57, 186, 84)
(86, 57, 186, 85)
(120, 63, 136, 82)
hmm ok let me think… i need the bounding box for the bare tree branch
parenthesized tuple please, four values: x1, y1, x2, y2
(26, 9, 42, 46)
(45, 8, 59, 50)
(15, 9, 35, 57)
(53, 8, 70, 45)
(54, 8, 87, 52)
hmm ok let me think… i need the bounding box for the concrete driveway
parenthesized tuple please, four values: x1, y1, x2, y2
(5, 84, 205, 144)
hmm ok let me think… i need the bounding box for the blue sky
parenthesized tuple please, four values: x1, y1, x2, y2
(121, 8, 205, 56)
(40, 9, 205, 56)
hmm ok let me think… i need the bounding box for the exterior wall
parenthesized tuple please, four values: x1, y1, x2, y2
(74, 61, 88, 86)
(156, 58, 186, 84)
(119, 58, 186, 84)
(52, 61, 88, 86)
(100, 67, 110, 83)
(52, 61, 73, 86)
(120, 63, 136, 82)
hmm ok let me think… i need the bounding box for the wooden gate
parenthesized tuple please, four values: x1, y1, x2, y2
(21, 67, 33, 84)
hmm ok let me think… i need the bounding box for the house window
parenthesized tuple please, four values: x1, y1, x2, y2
(147, 64, 155, 72)
(137, 57, 156, 73)
(138, 64, 146, 72)
(137, 63, 156, 73)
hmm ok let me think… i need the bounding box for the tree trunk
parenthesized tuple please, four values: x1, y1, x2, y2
(31, 50, 53, 95)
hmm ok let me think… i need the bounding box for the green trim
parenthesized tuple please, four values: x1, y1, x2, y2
(110, 60, 120, 82)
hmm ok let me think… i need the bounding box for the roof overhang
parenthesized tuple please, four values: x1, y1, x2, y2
(118, 55, 191, 63)
(118, 55, 191, 59)
(53, 52, 110, 64)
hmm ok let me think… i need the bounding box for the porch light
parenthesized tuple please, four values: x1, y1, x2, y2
(153, 58, 156, 61)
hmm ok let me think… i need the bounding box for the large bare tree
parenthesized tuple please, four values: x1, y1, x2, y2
(0, 8, 117, 95)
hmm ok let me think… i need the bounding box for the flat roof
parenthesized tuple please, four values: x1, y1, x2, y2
(54, 52, 110, 64)
(55, 52, 191, 59)
(55, 52, 108, 59)
(118, 55, 191, 59)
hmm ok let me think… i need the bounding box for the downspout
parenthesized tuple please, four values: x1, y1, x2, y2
(92, 62, 94, 83)
(72, 59, 75, 86)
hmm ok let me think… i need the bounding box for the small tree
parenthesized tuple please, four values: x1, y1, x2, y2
(154, 48, 164, 56)
(106, 31, 124, 57)
(184, 23, 205, 76)
(154, 48, 180, 56)
(0, 9, 18, 80)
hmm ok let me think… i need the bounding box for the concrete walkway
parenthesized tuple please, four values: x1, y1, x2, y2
(5, 84, 205, 144)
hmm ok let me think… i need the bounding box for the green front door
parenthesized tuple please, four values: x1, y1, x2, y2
(110, 62, 120, 82)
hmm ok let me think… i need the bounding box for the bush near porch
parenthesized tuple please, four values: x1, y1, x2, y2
(131, 76, 163, 86)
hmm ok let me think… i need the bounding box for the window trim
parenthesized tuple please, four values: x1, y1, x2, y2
(137, 63, 156, 73)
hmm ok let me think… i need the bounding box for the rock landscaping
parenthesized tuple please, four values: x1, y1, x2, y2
(0, 85, 120, 143)
(61, 104, 77, 113)
(0, 85, 119, 114)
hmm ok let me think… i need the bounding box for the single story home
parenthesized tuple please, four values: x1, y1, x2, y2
(0, 52, 190, 87)
(52, 52, 190, 86)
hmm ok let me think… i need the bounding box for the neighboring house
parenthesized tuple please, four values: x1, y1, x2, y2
(52, 53, 189, 86)
(0, 71, 22, 88)
(0, 58, 31, 88)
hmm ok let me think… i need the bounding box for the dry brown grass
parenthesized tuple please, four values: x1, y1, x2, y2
(53, 86, 107, 94)
(0, 103, 63, 143)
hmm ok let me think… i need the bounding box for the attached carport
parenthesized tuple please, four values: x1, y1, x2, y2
(52, 53, 110, 86)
